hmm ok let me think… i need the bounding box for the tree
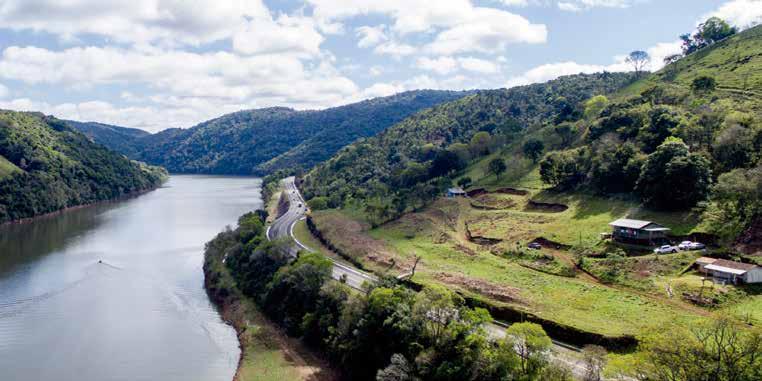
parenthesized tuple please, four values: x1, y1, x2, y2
(523, 139, 545, 162)
(487, 158, 507, 179)
(589, 141, 644, 194)
(540, 148, 590, 190)
(626, 50, 650, 75)
(307, 196, 329, 210)
(430, 149, 466, 178)
(376, 354, 413, 381)
(709, 164, 762, 238)
(554, 123, 576, 146)
(506, 322, 552, 378)
(581, 345, 607, 381)
(457, 177, 472, 189)
(636, 138, 712, 210)
(584, 95, 609, 120)
(712, 124, 755, 172)
(692, 75, 717, 93)
(681, 17, 737, 55)
(469, 131, 492, 157)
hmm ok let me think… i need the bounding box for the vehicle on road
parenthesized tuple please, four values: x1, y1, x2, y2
(688, 242, 706, 250)
(527, 242, 542, 250)
(654, 245, 678, 254)
(678, 241, 693, 250)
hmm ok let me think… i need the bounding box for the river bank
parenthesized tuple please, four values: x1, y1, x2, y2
(203, 231, 337, 381)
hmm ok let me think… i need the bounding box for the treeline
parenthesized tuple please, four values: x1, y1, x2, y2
(208, 211, 762, 381)
(207, 211, 576, 380)
(303, 72, 635, 224)
(0, 110, 167, 223)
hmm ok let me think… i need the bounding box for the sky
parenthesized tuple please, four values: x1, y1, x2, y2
(0, 0, 761, 132)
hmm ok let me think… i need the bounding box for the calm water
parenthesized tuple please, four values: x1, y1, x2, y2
(0, 175, 262, 381)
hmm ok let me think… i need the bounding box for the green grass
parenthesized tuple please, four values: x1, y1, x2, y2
(0, 154, 21, 179)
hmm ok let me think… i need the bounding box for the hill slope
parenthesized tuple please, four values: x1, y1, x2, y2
(74, 90, 469, 175)
(302, 72, 635, 207)
(66, 120, 151, 157)
(0, 110, 167, 223)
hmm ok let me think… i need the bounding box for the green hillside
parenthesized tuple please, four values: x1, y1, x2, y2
(73, 90, 469, 175)
(0, 110, 167, 223)
(66, 120, 151, 157)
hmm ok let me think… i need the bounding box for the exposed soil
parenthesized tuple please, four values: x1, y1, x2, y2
(464, 222, 503, 245)
(435, 272, 526, 305)
(531, 237, 572, 251)
(313, 212, 399, 269)
(466, 188, 488, 197)
(734, 218, 762, 256)
(470, 194, 517, 210)
(525, 200, 569, 213)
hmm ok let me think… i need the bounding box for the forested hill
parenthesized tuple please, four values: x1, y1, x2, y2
(302, 72, 635, 207)
(303, 22, 762, 243)
(0, 110, 167, 223)
(66, 120, 150, 157)
(73, 90, 469, 175)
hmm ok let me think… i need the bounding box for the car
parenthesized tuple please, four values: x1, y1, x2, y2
(678, 241, 693, 250)
(688, 242, 706, 250)
(654, 245, 678, 254)
(527, 242, 542, 250)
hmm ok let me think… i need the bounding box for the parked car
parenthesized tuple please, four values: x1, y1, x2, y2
(654, 245, 678, 254)
(527, 242, 542, 250)
(688, 242, 706, 250)
(678, 241, 693, 250)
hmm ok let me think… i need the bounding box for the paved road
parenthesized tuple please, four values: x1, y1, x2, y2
(267, 177, 606, 380)
(266, 177, 376, 290)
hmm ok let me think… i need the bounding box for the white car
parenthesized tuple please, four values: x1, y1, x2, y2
(654, 245, 678, 254)
(678, 241, 693, 250)
(688, 242, 706, 250)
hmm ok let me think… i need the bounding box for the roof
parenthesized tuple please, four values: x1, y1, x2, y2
(609, 218, 669, 231)
(705, 259, 759, 275)
(448, 187, 466, 194)
(696, 257, 718, 265)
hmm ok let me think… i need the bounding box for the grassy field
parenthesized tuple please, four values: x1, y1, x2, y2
(0, 154, 21, 179)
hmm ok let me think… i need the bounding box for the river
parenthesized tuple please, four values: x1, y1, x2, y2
(0, 175, 262, 381)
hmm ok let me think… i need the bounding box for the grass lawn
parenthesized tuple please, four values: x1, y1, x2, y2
(0, 154, 21, 179)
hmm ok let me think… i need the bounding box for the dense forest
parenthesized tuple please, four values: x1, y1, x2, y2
(304, 21, 762, 243)
(73, 90, 469, 175)
(0, 110, 167, 223)
(302, 72, 635, 212)
(67, 120, 151, 158)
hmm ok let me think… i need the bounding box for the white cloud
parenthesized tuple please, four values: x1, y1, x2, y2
(500, 0, 531, 6)
(0, 0, 271, 46)
(558, 0, 636, 12)
(704, 0, 762, 29)
(506, 61, 609, 88)
(373, 41, 417, 57)
(308, 0, 547, 55)
(369, 66, 384, 76)
(417, 56, 501, 75)
(232, 15, 324, 57)
(417, 56, 459, 75)
(0, 83, 8, 99)
(355, 25, 388, 48)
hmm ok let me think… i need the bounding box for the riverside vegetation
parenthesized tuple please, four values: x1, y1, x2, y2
(0, 110, 167, 223)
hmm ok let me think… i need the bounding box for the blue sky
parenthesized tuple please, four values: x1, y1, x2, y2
(0, 0, 760, 132)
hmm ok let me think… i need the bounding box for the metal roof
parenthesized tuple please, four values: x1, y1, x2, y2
(448, 187, 466, 194)
(610, 218, 659, 229)
(705, 264, 748, 275)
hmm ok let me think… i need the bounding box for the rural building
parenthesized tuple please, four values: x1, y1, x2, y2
(447, 187, 467, 198)
(695, 257, 718, 273)
(609, 218, 670, 246)
(702, 259, 762, 284)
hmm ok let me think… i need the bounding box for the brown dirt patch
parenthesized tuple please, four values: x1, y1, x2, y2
(470, 194, 517, 210)
(525, 200, 568, 213)
(531, 237, 571, 250)
(434, 272, 526, 305)
(734, 218, 762, 256)
(467, 188, 488, 197)
(313, 212, 399, 269)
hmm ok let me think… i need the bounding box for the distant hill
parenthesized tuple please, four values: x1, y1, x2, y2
(66, 120, 151, 157)
(0, 110, 167, 223)
(72, 90, 470, 175)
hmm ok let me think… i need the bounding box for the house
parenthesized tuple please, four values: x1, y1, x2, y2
(702, 259, 762, 284)
(695, 257, 718, 273)
(609, 218, 670, 246)
(447, 187, 467, 198)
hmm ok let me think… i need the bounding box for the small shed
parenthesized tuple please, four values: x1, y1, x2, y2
(609, 218, 670, 246)
(447, 187, 467, 198)
(695, 257, 718, 273)
(704, 259, 762, 284)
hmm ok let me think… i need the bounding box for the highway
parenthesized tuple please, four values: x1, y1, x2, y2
(266, 177, 599, 379)
(266, 177, 376, 290)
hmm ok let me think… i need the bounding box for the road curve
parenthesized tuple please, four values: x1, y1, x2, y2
(266, 177, 614, 380)
(266, 177, 376, 290)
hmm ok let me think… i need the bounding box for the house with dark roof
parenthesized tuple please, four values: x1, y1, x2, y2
(609, 218, 670, 246)
(702, 259, 762, 284)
